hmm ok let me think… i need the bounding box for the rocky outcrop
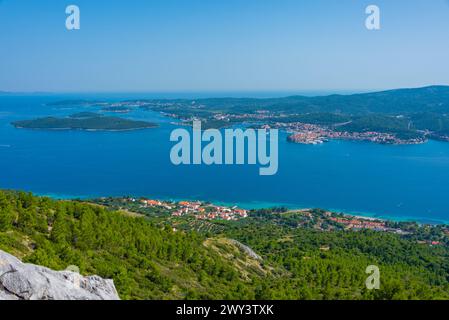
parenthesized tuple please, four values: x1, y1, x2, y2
(228, 239, 262, 261)
(0, 250, 120, 300)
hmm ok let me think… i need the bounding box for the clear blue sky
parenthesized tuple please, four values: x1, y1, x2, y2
(1, 0, 449, 93)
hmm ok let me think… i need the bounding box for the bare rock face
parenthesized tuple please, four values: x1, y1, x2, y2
(0, 250, 120, 300)
(228, 239, 262, 261)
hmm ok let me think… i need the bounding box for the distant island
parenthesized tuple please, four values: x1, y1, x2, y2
(12, 114, 157, 131)
(44, 85, 449, 145)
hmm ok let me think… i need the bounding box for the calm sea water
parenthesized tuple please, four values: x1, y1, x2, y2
(1, 94, 449, 224)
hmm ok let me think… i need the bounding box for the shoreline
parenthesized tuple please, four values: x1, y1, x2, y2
(12, 125, 157, 132)
(34, 192, 449, 226)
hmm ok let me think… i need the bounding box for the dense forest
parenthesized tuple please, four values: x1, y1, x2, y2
(143, 86, 449, 115)
(1, 190, 449, 300)
(12, 115, 156, 131)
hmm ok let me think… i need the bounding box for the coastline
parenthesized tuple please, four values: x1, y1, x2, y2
(12, 125, 157, 132)
(34, 191, 449, 226)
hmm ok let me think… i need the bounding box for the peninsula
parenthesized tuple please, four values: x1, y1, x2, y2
(46, 86, 449, 145)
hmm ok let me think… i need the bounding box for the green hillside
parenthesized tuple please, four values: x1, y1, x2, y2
(144, 85, 449, 115)
(1, 190, 448, 300)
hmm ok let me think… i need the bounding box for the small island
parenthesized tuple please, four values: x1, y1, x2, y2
(12, 114, 157, 131)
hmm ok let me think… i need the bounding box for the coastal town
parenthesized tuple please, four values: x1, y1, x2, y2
(98, 197, 249, 221)
(284, 123, 408, 145)
(170, 201, 249, 221)
(91, 197, 449, 247)
(162, 109, 427, 145)
(291, 209, 396, 233)
(273, 121, 425, 145)
(70, 99, 434, 145)
(290, 209, 449, 246)
(286, 126, 425, 145)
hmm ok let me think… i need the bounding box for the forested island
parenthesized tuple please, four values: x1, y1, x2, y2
(12, 114, 157, 131)
(1, 190, 448, 300)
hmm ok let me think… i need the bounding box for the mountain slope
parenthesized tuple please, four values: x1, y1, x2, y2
(146, 85, 449, 115)
(1, 190, 449, 300)
(0, 190, 267, 300)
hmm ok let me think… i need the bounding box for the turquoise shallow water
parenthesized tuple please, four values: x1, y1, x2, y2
(2, 95, 449, 224)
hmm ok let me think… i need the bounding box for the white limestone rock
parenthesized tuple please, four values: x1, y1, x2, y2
(0, 250, 120, 300)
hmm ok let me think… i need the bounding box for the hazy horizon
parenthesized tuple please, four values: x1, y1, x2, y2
(0, 84, 447, 100)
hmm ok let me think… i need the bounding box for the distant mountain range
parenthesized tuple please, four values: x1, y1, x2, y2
(149, 85, 449, 115)
(4, 85, 449, 113)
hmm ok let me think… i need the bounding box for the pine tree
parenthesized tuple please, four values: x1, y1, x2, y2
(0, 208, 15, 231)
(51, 212, 69, 244)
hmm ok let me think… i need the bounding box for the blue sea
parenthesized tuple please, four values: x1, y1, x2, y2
(1, 94, 449, 224)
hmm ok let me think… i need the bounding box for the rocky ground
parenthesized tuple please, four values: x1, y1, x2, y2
(0, 250, 120, 300)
